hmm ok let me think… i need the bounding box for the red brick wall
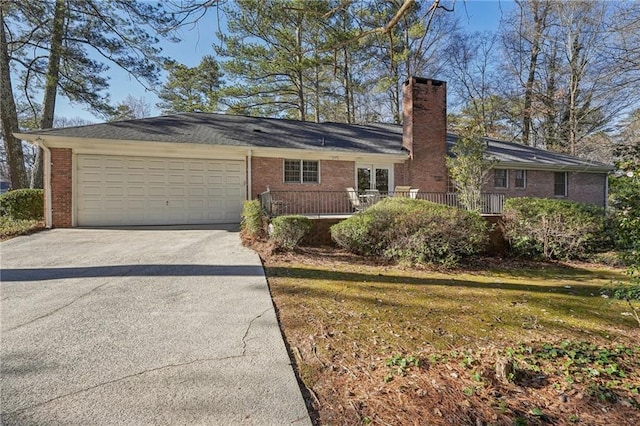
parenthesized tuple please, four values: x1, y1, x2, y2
(400, 78, 448, 192)
(50, 148, 73, 227)
(252, 157, 355, 195)
(300, 217, 343, 246)
(483, 169, 607, 207)
(252, 157, 357, 214)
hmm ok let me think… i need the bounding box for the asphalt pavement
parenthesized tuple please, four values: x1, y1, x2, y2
(1, 226, 311, 425)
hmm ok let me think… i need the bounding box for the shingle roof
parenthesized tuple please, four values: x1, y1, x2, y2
(25, 112, 405, 155)
(24, 112, 612, 171)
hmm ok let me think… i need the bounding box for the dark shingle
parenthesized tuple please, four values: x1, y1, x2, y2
(25, 112, 612, 170)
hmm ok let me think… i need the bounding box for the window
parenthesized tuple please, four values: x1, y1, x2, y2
(494, 169, 508, 188)
(514, 170, 526, 189)
(554, 172, 567, 196)
(357, 165, 391, 194)
(284, 160, 319, 183)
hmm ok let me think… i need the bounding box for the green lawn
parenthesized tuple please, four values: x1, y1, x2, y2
(265, 251, 640, 425)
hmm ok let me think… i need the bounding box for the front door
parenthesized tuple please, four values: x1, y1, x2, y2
(357, 165, 391, 194)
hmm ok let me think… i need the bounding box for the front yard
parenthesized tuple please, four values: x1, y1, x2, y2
(264, 249, 640, 425)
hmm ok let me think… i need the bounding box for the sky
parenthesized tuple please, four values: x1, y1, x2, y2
(55, 0, 515, 123)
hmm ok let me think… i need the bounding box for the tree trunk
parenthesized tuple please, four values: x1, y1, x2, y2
(543, 41, 558, 149)
(294, 16, 306, 121)
(521, 0, 549, 147)
(567, 31, 581, 156)
(31, 0, 66, 189)
(342, 47, 351, 123)
(0, 7, 27, 189)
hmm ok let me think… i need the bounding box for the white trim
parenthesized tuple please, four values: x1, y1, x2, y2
(355, 163, 394, 192)
(71, 152, 77, 227)
(247, 149, 252, 199)
(15, 134, 408, 164)
(35, 139, 53, 228)
(283, 159, 320, 184)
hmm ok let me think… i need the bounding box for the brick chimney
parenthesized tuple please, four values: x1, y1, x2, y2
(401, 77, 447, 192)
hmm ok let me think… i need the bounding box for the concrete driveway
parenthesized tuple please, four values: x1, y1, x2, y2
(1, 226, 311, 425)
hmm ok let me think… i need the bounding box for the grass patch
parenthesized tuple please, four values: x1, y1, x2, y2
(0, 217, 45, 240)
(265, 249, 640, 425)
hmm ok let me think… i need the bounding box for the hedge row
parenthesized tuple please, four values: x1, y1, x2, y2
(0, 189, 44, 221)
(502, 197, 607, 260)
(331, 197, 488, 267)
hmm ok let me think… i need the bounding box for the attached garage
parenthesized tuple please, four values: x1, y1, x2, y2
(76, 154, 246, 226)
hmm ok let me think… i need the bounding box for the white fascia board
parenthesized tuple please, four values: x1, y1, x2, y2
(16, 134, 409, 164)
(16, 135, 247, 161)
(250, 146, 407, 163)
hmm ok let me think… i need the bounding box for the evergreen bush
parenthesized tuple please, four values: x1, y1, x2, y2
(502, 197, 607, 260)
(240, 199, 263, 238)
(331, 198, 488, 266)
(270, 215, 312, 250)
(0, 189, 44, 220)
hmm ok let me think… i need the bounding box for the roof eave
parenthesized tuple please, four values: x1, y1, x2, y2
(492, 160, 613, 173)
(15, 133, 408, 163)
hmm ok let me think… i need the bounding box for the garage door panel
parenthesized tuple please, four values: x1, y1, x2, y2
(147, 199, 165, 208)
(105, 186, 124, 196)
(189, 174, 204, 185)
(126, 186, 145, 197)
(189, 187, 204, 197)
(169, 174, 185, 184)
(147, 186, 165, 197)
(77, 155, 245, 226)
(128, 173, 145, 183)
(126, 158, 146, 169)
(105, 158, 125, 168)
(169, 187, 185, 197)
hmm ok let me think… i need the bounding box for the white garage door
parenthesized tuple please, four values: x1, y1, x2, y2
(77, 155, 245, 226)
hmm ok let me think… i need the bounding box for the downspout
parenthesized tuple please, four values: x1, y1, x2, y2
(35, 137, 52, 228)
(247, 149, 252, 199)
(604, 173, 609, 210)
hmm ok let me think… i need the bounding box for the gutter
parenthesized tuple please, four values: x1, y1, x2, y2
(16, 134, 52, 228)
(36, 138, 52, 228)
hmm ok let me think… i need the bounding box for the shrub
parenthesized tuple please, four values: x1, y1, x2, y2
(0, 189, 44, 220)
(240, 199, 263, 238)
(270, 215, 312, 250)
(331, 197, 488, 266)
(502, 197, 607, 260)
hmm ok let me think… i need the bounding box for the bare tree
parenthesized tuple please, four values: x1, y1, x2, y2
(500, 1, 640, 156)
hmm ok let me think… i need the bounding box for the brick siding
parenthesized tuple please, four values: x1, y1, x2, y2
(50, 148, 73, 227)
(483, 169, 607, 207)
(252, 157, 357, 214)
(251, 157, 355, 195)
(400, 78, 448, 192)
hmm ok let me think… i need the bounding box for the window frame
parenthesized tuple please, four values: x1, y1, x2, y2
(554, 172, 568, 197)
(356, 164, 393, 194)
(283, 159, 320, 184)
(514, 170, 527, 189)
(494, 169, 509, 189)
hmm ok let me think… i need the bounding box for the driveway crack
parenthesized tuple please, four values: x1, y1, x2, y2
(242, 308, 271, 356)
(4, 355, 245, 416)
(4, 265, 145, 333)
(4, 281, 112, 333)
